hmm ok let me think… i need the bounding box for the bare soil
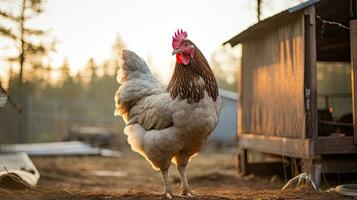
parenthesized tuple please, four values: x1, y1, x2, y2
(0, 151, 353, 200)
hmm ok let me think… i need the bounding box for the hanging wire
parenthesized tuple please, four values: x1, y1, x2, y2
(316, 14, 350, 31)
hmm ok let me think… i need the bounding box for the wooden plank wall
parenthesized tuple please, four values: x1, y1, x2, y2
(240, 15, 305, 138)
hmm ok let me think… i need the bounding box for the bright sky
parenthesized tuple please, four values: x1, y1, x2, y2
(0, 0, 303, 82)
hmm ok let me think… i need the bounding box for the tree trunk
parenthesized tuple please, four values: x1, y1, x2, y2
(19, 0, 26, 85)
(257, 0, 262, 22)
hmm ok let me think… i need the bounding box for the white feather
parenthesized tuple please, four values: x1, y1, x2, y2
(114, 50, 222, 170)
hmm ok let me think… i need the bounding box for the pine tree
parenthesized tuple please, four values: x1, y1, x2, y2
(59, 57, 71, 84)
(0, 0, 54, 84)
(111, 33, 126, 71)
(257, 0, 262, 21)
(84, 57, 98, 83)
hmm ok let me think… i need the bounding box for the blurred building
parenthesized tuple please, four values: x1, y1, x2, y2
(210, 89, 238, 144)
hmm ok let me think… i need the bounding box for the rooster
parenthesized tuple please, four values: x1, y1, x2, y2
(114, 29, 221, 198)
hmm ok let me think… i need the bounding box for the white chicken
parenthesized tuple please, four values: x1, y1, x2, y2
(114, 29, 221, 198)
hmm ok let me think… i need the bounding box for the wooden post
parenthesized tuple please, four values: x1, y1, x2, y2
(304, 7, 318, 139)
(350, 19, 357, 144)
(303, 158, 321, 188)
(238, 148, 248, 175)
(237, 44, 243, 174)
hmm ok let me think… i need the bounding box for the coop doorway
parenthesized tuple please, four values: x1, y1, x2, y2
(317, 62, 353, 136)
(314, 0, 356, 137)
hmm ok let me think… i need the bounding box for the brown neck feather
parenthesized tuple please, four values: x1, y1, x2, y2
(167, 47, 219, 103)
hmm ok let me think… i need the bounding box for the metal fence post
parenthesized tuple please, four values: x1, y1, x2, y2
(53, 99, 59, 139)
(27, 96, 32, 142)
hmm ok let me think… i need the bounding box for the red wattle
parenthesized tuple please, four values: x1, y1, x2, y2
(176, 54, 182, 64)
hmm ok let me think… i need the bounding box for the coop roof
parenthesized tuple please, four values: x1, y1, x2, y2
(223, 0, 321, 46)
(219, 89, 238, 101)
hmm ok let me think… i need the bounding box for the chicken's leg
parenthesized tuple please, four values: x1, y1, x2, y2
(161, 169, 173, 199)
(177, 166, 194, 197)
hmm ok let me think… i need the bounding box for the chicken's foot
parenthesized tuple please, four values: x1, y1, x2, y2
(177, 166, 195, 197)
(161, 169, 173, 199)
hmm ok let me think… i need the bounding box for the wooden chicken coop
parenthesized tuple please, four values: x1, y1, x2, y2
(224, 0, 357, 186)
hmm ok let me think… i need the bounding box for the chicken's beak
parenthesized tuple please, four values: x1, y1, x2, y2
(172, 49, 182, 56)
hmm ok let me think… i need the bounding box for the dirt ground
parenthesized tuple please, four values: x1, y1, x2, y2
(0, 150, 353, 200)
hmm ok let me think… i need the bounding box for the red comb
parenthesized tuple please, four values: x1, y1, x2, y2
(172, 29, 187, 49)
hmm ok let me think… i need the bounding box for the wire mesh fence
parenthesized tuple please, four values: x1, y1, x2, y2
(0, 96, 124, 144)
(0, 101, 22, 143)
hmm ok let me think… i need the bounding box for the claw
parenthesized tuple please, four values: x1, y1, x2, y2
(180, 188, 195, 198)
(165, 191, 173, 199)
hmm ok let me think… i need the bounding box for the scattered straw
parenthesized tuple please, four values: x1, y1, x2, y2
(0, 166, 43, 193)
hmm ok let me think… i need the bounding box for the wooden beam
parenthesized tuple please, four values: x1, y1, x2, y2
(314, 136, 357, 154)
(321, 156, 357, 173)
(304, 7, 318, 139)
(238, 134, 314, 158)
(351, 19, 357, 144)
(239, 134, 357, 158)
